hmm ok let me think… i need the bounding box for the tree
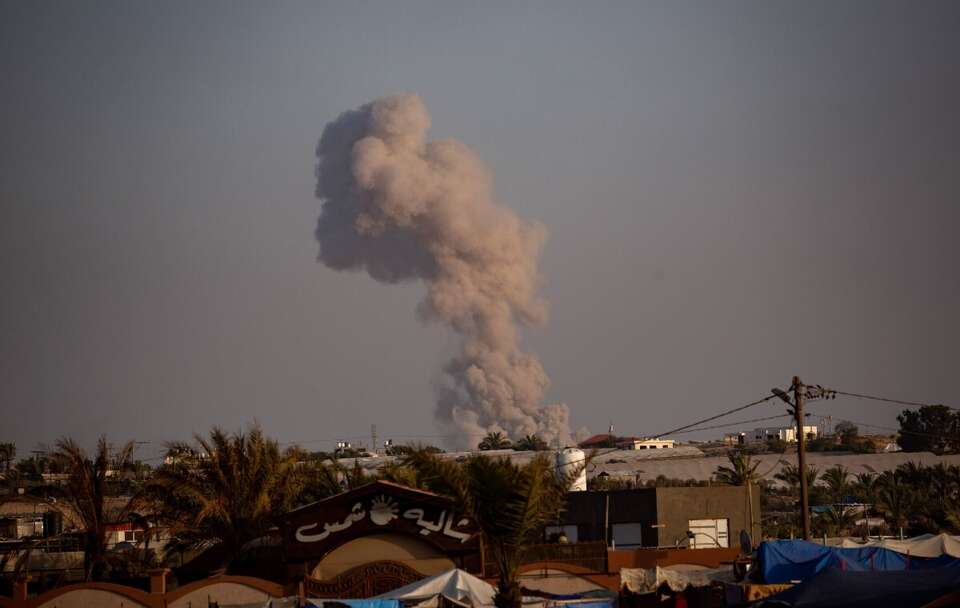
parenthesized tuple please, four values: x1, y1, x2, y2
(853, 471, 878, 505)
(835, 421, 859, 447)
(144, 426, 303, 571)
(821, 465, 851, 504)
(514, 435, 548, 452)
(897, 405, 960, 454)
(298, 456, 373, 504)
(478, 431, 512, 451)
(713, 451, 760, 486)
(0, 443, 15, 473)
(402, 449, 581, 608)
(775, 463, 819, 489)
(876, 471, 914, 533)
(52, 436, 136, 581)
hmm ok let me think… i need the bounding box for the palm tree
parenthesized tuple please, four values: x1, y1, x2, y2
(775, 462, 819, 489)
(713, 451, 760, 486)
(402, 449, 580, 608)
(144, 426, 303, 570)
(0, 443, 15, 473)
(876, 471, 914, 534)
(52, 436, 136, 581)
(514, 435, 548, 452)
(478, 431, 512, 451)
(821, 465, 851, 504)
(853, 471, 878, 505)
(714, 451, 761, 543)
(298, 456, 374, 504)
(819, 504, 858, 537)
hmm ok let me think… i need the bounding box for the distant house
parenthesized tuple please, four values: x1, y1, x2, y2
(578, 435, 676, 450)
(618, 438, 676, 451)
(745, 425, 817, 444)
(547, 485, 759, 549)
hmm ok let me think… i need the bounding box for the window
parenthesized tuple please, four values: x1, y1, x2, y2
(611, 523, 644, 548)
(545, 525, 578, 542)
(688, 518, 729, 548)
(122, 530, 145, 543)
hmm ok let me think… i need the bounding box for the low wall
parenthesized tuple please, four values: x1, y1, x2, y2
(0, 574, 289, 608)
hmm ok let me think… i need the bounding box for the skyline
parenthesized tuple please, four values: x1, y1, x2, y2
(2, 1, 958, 459)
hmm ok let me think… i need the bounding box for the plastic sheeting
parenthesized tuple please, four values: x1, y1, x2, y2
(372, 569, 497, 607)
(837, 532, 960, 558)
(221, 599, 299, 608)
(620, 566, 735, 593)
(308, 600, 401, 608)
(759, 567, 960, 608)
(758, 540, 960, 584)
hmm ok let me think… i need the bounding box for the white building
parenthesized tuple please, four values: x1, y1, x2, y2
(745, 426, 818, 444)
(619, 438, 676, 450)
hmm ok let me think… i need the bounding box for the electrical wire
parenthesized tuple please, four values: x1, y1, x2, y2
(833, 389, 955, 411)
(667, 413, 792, 436)
(645, 394, 780, 438)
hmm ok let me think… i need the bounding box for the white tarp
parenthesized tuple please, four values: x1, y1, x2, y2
(373, 568, 497, 607)
(837, 533, 960, 558)
(621, 565, 735, 594)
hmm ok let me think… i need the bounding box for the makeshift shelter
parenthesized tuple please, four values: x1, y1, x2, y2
(837, 533, 960, 558)
(372, 568, 496, 607)
(620, 565, 735, 594)
(758, 568, 960, 608)
(758, 539, 960, 584)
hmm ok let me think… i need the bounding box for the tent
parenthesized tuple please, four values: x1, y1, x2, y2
(758, 539, 960, 584)
(758, 567, 960, 608)
(838, 533, 960, 558)
(372, 569, 497, 607)
(621, 565, 735, 594)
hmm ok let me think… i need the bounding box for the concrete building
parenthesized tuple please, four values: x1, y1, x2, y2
(745, 425, 818, 444)
(618, 438, 676, 450)
(547, 485, 760, 549)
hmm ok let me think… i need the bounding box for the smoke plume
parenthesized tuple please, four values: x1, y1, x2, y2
(314, 94, 571, 449)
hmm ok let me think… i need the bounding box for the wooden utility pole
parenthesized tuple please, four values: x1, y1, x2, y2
(792, 376, 811, 540)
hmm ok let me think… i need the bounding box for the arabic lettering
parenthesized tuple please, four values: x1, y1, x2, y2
(295, 502, 366, 543)
(403, 508, 473, 542)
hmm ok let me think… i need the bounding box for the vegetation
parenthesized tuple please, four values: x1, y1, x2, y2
(52, 436, 137, 581)
(898, 405, 960, 454)
(478, 431, 512, 451)
(713, 451, 760, 486)
(513, 434, 549, 451)
(143, 426, 302, 571)
(401, 448, 582, 608)
(0, 443, 15, 474)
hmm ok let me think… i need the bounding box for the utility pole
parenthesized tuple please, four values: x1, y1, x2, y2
(792, 376, 811, 540)
(773, 376, 835, 541)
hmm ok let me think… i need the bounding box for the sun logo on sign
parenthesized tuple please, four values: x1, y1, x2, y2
(370, 495, 399, 525)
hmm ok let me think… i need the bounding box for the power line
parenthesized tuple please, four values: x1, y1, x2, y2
(646, 394, 780, 439)
(833, 389, 955, 411)
(669, 413, 793, 436)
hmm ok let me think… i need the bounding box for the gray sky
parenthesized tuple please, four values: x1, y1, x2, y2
(2, 1, 958, 460)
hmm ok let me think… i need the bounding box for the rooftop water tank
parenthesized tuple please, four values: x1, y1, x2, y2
(556, 448, 587, 492)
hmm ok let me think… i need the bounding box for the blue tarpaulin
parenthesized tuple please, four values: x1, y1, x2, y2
(307, 600, 401, 608)
(759, 568, 960, 607)
(759, 540, 960, 584)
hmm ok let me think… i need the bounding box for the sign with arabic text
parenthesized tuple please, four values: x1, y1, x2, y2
(280, 480, 481, 562)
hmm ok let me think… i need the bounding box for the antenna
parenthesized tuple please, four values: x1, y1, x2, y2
(371, 424, 378, 456)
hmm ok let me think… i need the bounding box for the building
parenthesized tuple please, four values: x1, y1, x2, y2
(618, 438, 676, 450)
(578, 435, 677, 450)
(279, 480, 483, 597)
(745, 425, 818, 444)
(546, 485, 760, 550)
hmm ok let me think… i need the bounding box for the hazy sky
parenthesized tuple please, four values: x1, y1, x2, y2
(2, 1, 958, 461)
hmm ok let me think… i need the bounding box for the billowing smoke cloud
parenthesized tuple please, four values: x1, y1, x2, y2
(314, 94, 572, 449)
